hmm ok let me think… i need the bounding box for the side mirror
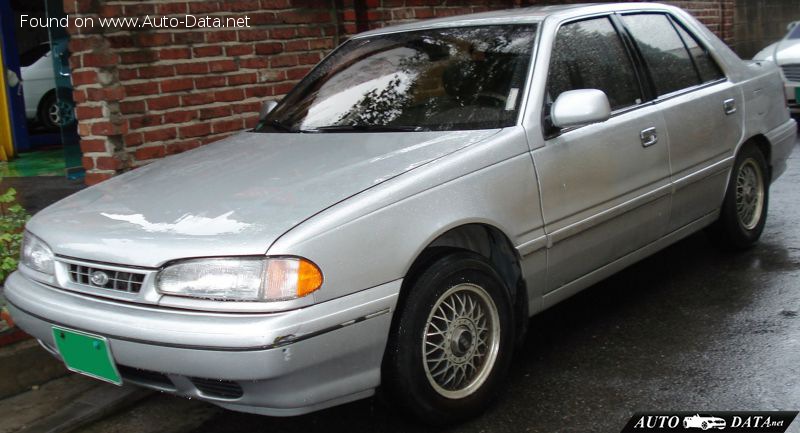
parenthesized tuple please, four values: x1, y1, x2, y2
(551, 89, 611, 129)
(259, 100, 278, 121)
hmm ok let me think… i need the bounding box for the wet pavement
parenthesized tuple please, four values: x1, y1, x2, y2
(184, 136, 800, 432)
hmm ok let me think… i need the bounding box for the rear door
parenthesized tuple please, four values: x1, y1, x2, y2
(532, 16, 672, 295)
(619, 13, 743, 232)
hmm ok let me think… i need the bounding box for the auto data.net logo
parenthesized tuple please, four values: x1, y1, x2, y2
(621, 411, 798, 433)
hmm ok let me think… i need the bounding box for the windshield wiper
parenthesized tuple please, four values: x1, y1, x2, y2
(260, 119, 296, 133)
(300, 124, 430, 133)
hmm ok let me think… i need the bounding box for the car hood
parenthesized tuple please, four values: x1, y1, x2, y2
(29, 130, 498, 267)
(776, 39, 800, 64)
(756, 39, 800, 64)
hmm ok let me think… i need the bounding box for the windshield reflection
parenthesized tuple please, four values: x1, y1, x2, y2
(256, 24, 538, 133)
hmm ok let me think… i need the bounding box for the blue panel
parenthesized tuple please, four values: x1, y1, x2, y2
(0, 0, 31, 152)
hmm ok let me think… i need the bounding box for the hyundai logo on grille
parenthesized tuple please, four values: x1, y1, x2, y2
(90, 270, 110, 286)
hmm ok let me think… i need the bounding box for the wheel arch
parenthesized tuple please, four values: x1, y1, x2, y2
(738, 134, 772, 180)
(396, 223, 528, 346)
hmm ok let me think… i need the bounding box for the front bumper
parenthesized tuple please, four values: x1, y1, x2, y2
(787, 82, 800, 114)
(5, 271, 400, 416)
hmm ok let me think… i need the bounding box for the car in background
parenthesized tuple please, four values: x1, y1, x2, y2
(754, 21, 800, 114)
(20, 43, 60, 129)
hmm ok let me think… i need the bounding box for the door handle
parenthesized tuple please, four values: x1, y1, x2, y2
(723, 98, 737, 115)
(640, 127, 658, 147)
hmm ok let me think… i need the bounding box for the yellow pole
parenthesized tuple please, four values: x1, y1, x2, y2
(0, 40, 12, 162)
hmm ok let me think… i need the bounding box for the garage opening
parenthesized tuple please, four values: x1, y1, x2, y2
(1, 0, 82, 180)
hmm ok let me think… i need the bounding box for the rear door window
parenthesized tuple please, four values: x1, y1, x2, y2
(546, 17, 642, 111)
(621, 14, 701, 96)
(670, 19, 725, 83)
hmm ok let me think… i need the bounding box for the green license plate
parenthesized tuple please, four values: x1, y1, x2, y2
(52, 327, 121, 385)
(795, 87, 800, 102)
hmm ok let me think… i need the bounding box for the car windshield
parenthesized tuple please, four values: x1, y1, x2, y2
(255, 24, 538, 133)
(789, 23, 800, 40)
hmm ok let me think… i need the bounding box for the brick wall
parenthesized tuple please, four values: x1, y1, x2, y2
(346, 1, 734, 43)
(64, 0, 734, 185)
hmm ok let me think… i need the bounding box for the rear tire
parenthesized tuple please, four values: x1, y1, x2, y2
(382, 251, 514, 425)
(708, 144, 769, 250)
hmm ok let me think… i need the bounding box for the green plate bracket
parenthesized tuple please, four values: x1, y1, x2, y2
(52, 326, 122, 385)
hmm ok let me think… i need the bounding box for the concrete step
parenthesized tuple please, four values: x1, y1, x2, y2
(0, 339, 68, 400)
(0, 374, 151, 433)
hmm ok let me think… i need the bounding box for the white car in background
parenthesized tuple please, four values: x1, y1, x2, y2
(20, 43, 60, 129)
(754, 21, 800, 114)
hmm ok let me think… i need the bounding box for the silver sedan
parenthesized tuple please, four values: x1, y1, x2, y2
(6, 2, 796, 425)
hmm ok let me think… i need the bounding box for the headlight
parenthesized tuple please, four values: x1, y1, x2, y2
(20, 232, 55, 275)
(156, 257, 323, 302)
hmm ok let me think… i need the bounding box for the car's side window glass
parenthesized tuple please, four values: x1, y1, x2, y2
(671, 19, 725, 83)
(622, 13, 701, 96)
(546, 17, 642, 112)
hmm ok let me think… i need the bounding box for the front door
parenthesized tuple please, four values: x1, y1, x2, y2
(532, 16, 672, 295)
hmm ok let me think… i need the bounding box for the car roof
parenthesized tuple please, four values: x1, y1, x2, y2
(354, 2, 680, 38)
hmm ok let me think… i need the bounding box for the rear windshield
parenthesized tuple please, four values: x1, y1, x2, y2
(256, 24, 538, 133)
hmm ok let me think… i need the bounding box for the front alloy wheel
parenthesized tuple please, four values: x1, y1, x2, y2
(423, 283, 501, 399)
(383, 251, 514, 425)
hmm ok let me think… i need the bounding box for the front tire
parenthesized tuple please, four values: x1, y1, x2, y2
(708, 144, 769, 250)
(382, 252, 514, 425)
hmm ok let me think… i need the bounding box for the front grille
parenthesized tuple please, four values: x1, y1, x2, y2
(68, 264, 146, 293)
(782, 64, 800, 83)
(118, 365, 175, 390)
(190, 377, 243, 399)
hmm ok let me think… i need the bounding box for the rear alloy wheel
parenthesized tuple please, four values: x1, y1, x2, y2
(709, 144, 769, 250)
(735, 157, 765, 231)
(383, 252, 514, 425)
